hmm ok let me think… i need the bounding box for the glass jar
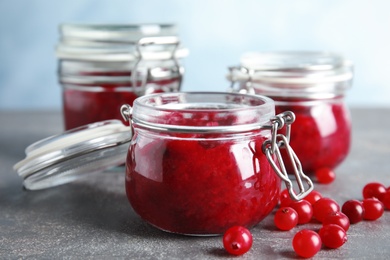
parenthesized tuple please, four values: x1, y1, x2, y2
(56, 23, 188, 130)
(227, 52, 353, 175)
(120, 92, 313, 235)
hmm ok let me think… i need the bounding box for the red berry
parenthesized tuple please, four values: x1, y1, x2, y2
(362, 198, 384, 220)
(292, 229, 322, 258)
(280, 189, 290, 202)
(319, 224, 348, 249)
(304, 190, 323, 206)
(222, 226, 253, 256)
(315, 167, 336, 184)
(313, 197, 340, 223)
(290, 200, 314, 224)
(274, 207, 299, 231)
(341, 200, 365, 224)
(279, 197, 294, 208)
(362, 182, 387, 201)
(323, 211, 350, 232)
(383, 190, 390, 210)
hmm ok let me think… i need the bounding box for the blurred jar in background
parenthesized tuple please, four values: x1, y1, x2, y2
(56, 24, 188, 130)
(227, 51, 353, 175)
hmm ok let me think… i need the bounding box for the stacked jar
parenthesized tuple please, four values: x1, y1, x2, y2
(227, 52, 353, 175)
(56, 24, 188, 130)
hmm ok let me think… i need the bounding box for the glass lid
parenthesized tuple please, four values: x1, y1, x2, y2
(56, 23, 189, 61)
(13, 120, 132, 190)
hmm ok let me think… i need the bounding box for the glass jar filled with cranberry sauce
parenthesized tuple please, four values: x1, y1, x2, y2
(120, 92, 313, 235)
(227, 52, 353, 175)
(56, 24, 188, 130)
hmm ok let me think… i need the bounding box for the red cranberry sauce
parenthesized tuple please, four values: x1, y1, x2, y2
(125, 110, 281, 235)
(62, 74, 179, 130)
(275, 97, 351, 174)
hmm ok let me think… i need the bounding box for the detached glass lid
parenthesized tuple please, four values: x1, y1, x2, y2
(13, 120, 132, 190)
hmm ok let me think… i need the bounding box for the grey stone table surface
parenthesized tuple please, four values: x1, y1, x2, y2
(0, 109, 389, 259)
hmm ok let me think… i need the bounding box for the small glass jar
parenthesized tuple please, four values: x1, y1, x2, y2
(56, 23, 188, 130)
(228, 52, 353, 174)
(120, 92, 313, 235)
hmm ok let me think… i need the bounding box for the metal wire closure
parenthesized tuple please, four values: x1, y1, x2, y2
(262, 112, 314, 201)
(228, 66, 255, 94)
(121, 104, 132, 122)
(132, 36, 183, 96)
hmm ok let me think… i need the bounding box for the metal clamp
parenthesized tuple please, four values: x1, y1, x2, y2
(227, 66, 255, 94)
(262, 111, 313, 201)
(132, 36, 183, 96)
(120, 104, 132, 122)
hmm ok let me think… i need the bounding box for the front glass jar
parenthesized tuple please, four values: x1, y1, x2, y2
(120, 92, 313, 235)
(228, 52, 353, 174)
(56, 24, 188, 130)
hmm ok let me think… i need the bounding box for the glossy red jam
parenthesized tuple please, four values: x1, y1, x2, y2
(62, 76, 179, 130)
(124, 93, 281, 235)
(274, 97, 351, 174)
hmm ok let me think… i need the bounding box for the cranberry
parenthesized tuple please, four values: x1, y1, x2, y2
(315, 167, 336, 184)
(341, 200, 365, 224)
(289, 200, 313, 224)
(362, 198, 384, 220)
(313, 197, 340, 223)
(223, 226, 253, 256)
(383, 190, 390, 210)
(274, 207, 299, 231)
(362, 182, 387, 201)
(292, 229, 322, 258)
(304, 190, 323, 206)
(323, 211, 350, 232)
(319, 224, 348, 249)
(279, 197, 294, 208)
(279, 189, 290, 202)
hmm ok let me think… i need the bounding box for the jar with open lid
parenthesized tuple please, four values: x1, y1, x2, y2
(14, 91, 313, 236)
(120, 92, 313, 235)
(227, 52, 353, 175)
(56, 23, 188, 130)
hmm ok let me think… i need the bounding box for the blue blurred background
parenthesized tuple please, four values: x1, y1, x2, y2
(1, 0, 390, 110)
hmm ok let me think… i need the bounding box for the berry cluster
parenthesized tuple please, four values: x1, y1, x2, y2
(222, 181, 389, 257)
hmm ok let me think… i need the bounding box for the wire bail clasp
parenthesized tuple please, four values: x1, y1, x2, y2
(132, 36, 183, 96)
(227, 66, 255, 94)
(120, 104, 133, 121)
(120, 104, 134, 137)
(262, 111, 314, 201)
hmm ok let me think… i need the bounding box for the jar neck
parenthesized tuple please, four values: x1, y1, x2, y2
(227, 51, 353, 98)
(58, 59, 184, 85)
(271, 95, 346, 106)
(122, 92, 275, 134)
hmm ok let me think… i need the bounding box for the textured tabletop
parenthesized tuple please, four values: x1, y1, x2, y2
(0, 109, 389, 259)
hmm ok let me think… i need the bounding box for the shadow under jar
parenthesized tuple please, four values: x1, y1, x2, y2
(120, 92, 313, 235)
(56, 23, 188, 130)
(228, 52, 353, 175)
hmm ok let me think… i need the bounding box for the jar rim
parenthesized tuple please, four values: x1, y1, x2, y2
(128, 92, 275, 133)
